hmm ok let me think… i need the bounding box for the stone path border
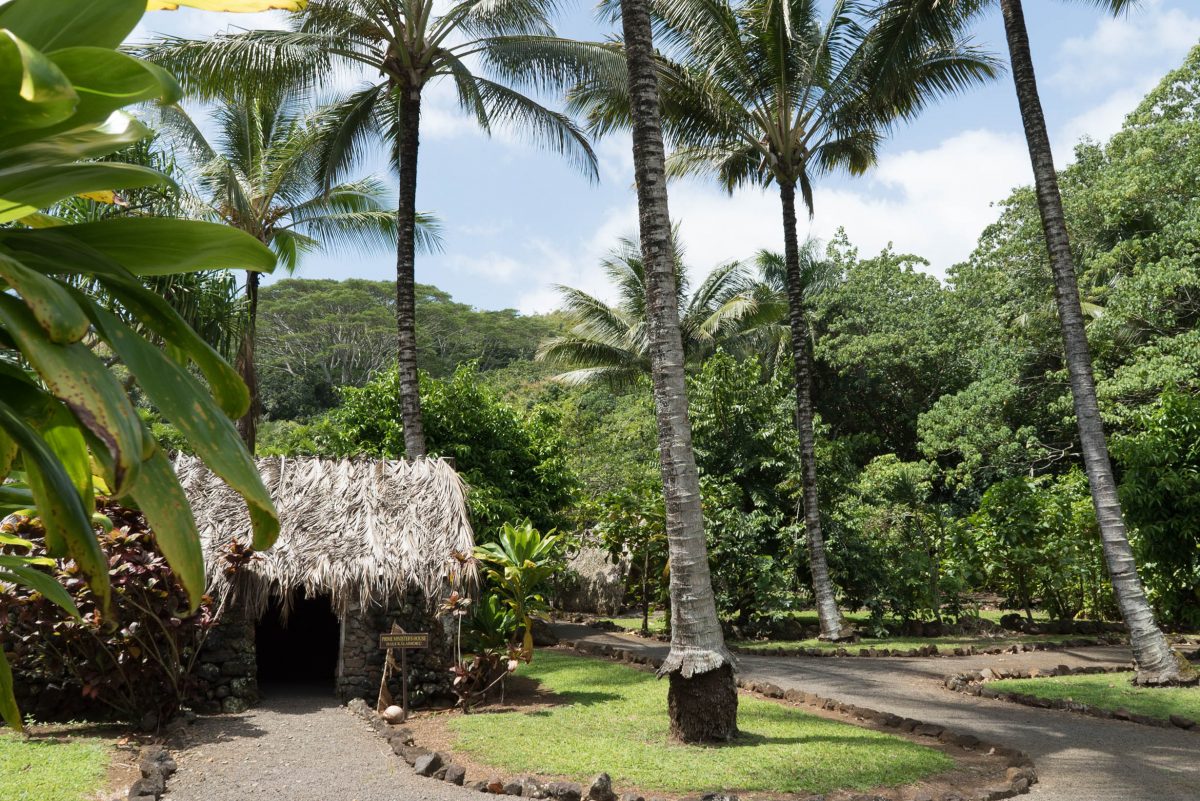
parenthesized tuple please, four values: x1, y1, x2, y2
(730, 637, 1120, 660)
(127, 744, 177, 801)
(943, 663, 1198, 733)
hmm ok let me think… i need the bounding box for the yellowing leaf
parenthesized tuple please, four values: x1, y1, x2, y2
(147, 0, 306, 10)
(77, 190, 124, 205)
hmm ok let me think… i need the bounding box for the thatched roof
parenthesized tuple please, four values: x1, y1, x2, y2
(175, 455, 475, 617)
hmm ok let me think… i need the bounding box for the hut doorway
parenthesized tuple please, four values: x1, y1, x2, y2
(256, 590, 341, 690)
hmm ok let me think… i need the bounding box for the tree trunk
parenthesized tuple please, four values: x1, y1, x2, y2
(779, 181, 848, 642)
(618, 0, 738, 741)
(235, 269, 260, 452)
(1000, 0, 1192, 685)
(395, 86, 427, 458)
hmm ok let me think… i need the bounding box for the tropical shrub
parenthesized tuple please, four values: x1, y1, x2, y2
(0, 0, 285, 728)
(1115, 392, 1200, 628)
(968, 471, 1113, 621)
(475, 520, 563, 660)
(0, 502, 215, 727)
(261, 364, 577, 541)
(587, 481, 668, 633)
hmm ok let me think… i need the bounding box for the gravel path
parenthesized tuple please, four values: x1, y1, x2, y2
(553, 623, 1200, 801)
(163, 685, 480, 801)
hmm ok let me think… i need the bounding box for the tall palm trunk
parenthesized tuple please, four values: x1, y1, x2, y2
(1000, 0, 1191, 685)
(779, 181, 847, 642)
(395, 85, 427, 458)
(235, 269, 260, 451)
(618, 0, 738, 741)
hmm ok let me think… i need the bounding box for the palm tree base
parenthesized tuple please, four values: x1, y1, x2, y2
(1133, 651, 1199, 687)
(667, 662, 738, 743)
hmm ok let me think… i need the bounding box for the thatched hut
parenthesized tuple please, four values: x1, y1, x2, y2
(175, 455, 474, 712)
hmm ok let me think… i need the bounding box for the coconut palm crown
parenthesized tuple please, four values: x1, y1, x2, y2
(155, 90, 442, 449)
(137, 0, 603, 457)
(536, 234, 779, 389)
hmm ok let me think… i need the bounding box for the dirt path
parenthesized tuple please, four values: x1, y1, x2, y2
(163, 685, 479, 801)
(553, 623, 1200, 801)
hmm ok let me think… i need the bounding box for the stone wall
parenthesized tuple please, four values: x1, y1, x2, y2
(337, 589, 453, 708)
(189, 588, 454, 713)
(190, 607, 257, 714)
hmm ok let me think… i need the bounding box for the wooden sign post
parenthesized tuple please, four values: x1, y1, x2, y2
(376, 624, 431, 722)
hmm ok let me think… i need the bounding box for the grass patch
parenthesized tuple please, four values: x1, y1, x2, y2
(989, 672, 1200, 723)
(448, 651, 953, 795)
(731, 634, 1082, 654)
(0, 732, 110, 801)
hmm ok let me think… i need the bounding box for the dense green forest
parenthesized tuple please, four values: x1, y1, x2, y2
(247, 45, 1200, 635)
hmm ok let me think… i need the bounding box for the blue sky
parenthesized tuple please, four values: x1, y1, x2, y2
(135, 1, 1200, 313)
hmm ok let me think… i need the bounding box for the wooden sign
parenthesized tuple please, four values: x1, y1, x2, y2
(379, 631, 430, 650)
(376, 627, 430, 722)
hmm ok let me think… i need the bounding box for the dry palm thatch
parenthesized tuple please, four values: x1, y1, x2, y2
(175, 455, 475, 618)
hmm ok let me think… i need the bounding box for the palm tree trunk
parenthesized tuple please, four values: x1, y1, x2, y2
(779, 181, 848, 642)
(395, 86, 427, 458)
(999, 0, 1191, 685)
(618, 0, 737, 741)
(235, 269, 260, 452)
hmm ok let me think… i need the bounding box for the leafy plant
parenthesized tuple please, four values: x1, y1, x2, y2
(0, 502, 217, 726)
(0, 0, 290, 728)
(475, 521, 562, 660)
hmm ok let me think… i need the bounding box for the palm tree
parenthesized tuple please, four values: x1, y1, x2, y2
(138, 0, 599, 457)
(536, 234, 775, 387)
(156, 91, 441, 450)
(570, 0, 995, 641)
(615, 0, 738, 743)
(877, 0, 1192, 685)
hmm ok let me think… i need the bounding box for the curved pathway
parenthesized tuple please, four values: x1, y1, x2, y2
(553, 623, 1200, 801)
(163, 685, 480, 801)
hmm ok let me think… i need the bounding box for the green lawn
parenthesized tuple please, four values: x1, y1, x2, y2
(0, 732, 110, 801)
(732, 634, 1082, 654)
(989, 672, 1200, 723)
(449, 652, 953, 795)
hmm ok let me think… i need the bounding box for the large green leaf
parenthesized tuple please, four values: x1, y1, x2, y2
(0, 398, 107, 607)
(39, 402, 94, 515)
(0, 649, 19, 731)
(0, 293, 143, 494)
(0, 561, 80, 618)
(47, 47, 180, 124)
(0, 162, 169, 222)
(9, 218, 276, 276)
(0, 0, 145, 53)
(0, 252, 90, 342)
(81, 295, 279, 553)
(125, 448, 207, 610)
(0, 30, 77, 135)
(0, 234, 252, 417)
(0, 112, 151, 168)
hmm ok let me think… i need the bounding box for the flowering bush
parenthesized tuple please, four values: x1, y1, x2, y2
(0, 501, 215, 727)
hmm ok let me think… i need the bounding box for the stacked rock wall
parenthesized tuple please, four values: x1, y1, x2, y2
(336, 589, 452, 707)
(190, 608, 257, 714)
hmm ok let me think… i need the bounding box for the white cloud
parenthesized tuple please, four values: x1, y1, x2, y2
(1050, 0, 1200, 95)
(662, 128, 1032, 284)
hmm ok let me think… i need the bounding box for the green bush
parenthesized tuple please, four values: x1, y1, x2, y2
(1114, 391, 1200, 628)
(258, 364, 577, 541)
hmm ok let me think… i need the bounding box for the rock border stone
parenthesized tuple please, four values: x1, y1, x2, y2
(943, 662, 1198, 733)
(729, 636, 1121, 660)
(347, 640, 1041, 801)
(126, 744, 177, 801)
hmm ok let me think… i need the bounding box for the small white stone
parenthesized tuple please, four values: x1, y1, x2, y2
(381, 704, 405, 723)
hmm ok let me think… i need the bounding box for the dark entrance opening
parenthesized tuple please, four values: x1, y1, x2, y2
(255, 590, 340, 689)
